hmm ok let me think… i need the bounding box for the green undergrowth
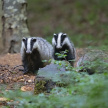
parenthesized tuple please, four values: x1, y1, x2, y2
(1, 71, 108, 108)
(1, 59, 108, 108)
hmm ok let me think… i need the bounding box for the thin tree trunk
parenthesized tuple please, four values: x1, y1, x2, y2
(2, 0, 29, 53)
(0, 0, 3, 53)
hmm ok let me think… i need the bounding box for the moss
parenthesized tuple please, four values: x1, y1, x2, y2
(34, 77, 67, 94)
(34, 80, 67, 95)
(56, 82, 67, 87)
(34, 80, 46, 95)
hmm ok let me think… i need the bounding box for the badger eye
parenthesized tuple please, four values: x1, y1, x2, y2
(63, 33, 67, 37)
(32, 38, 36, 42)
(22, 38, 26, 42)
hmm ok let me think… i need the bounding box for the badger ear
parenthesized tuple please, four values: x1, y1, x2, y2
(63, 33, 67, 36)
(32, 38, 37, 42)
(22, 37, 26, 42)
(53, 33, 57, 37)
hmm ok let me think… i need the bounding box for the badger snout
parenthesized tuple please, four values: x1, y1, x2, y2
(26, 50, 32, 54)
(56, 46, 62, 49)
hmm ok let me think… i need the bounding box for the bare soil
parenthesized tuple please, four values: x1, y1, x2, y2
(0, 53, 35, 92)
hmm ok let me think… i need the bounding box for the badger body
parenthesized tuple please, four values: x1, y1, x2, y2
(21, 37, 53, 73)
(52, 32, 76, 66)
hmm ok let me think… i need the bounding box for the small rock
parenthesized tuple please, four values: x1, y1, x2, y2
(77, 50, 108, 74)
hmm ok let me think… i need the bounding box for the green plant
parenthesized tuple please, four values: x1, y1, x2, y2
(55, 50, 68, 60)
(1, 50, 108, 108)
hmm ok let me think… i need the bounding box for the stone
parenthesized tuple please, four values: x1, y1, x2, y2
(34, 61, 71, 94)
(77, 50, 108, 74)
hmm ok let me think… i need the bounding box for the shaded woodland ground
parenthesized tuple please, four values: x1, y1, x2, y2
(0, 53, 35, 92)
(0, 48, 82, 91)
(0, 48, 82, 107)
(0, 48, 108, 108)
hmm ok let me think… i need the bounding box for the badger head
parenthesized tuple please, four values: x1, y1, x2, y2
(21, 37, 37, 54)
(52, 32, 67, 49)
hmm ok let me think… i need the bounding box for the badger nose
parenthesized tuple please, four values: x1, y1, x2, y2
(26, 50, 32, 54)
(56, 46, 62, 49)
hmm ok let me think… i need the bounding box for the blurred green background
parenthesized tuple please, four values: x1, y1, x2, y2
(27, 0, 108, 48)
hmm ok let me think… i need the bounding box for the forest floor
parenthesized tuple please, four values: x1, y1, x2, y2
(0, 53, 35, 93)
(0, 48, 83, 106)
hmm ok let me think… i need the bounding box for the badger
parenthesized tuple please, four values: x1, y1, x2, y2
(52, 32, 76, 66)
(20, 37, 53, 74)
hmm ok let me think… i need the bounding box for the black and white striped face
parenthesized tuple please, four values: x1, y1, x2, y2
(52, 32, 67, 49)
(22, 37, 37, 54)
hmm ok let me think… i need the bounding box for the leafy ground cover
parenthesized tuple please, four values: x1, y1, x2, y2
(0, 49, 108, 108)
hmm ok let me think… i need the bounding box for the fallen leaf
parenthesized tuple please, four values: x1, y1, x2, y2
(0, 97, 8, 101)
(28, 80, 32, 83)
(21, 86, 33, 91)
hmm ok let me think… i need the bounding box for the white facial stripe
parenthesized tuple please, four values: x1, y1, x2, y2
(52, 38, 56, 46)
(33, 40, 38, 50)
(57, 33, 62, 48)
(27, 38, 31, 52)
(22, 41, 25, 49)
(63, 37, 68, 45)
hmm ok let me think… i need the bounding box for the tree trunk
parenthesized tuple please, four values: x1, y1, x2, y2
(0, 0, 3, 52)
(2, 0, 29, 53)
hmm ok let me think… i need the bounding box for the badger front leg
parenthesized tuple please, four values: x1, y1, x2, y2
(67, 52, 75, 67)
(22, 57, 29, 74)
